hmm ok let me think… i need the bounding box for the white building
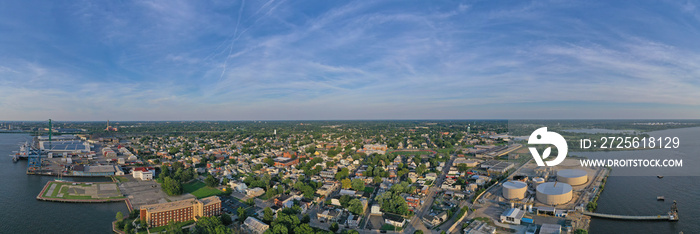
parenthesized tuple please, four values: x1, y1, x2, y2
(500, 208, 525, 225)
(384, 214, 406, 227)
(425, 173, 438, 181)
(246, 187, 265, 197)
(229, 181, 248, 192)
(132, 167, 155, 180)
(371, 204, 382, 215)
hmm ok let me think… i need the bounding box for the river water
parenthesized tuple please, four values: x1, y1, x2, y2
(577, 127, 700, 234)
(0, 134, 128, 233)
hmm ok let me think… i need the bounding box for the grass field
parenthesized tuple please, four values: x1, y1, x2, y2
(380, 224, 402, 231)
(183, 181, 224, 199)
(113, 176, 129, 183)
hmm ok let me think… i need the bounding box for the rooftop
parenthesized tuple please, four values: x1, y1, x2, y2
(536, 182, 572, 195)
(84, 165, 118, 173)
(199, 196, 221, 206)
(142, 198, 197, 213)
(503, 180, 527, 189)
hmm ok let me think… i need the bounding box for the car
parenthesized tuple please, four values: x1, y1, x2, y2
(380, 231, 387, 233)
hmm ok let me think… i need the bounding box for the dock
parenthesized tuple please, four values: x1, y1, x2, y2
(582, 211, 674, 221)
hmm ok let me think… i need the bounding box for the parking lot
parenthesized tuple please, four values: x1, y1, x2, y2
(118, 176, 195, 209)
(368, 215, 385, 230)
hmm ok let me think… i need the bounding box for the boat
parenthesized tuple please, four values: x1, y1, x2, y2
(54, 172, 68, 182)
(658, 175, 664, 178)
(657, 196, 665, 200)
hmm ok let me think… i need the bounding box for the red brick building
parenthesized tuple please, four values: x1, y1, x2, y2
(140, 196, 221, 227)
(273, 157, 299, 167)
(406, 196, 421, 210)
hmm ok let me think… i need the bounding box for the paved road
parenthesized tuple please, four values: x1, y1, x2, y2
(404, 154, 456, 234)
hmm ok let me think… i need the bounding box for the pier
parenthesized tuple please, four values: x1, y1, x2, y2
(582, 211, 674, 221)
(582, 201, 679, 221)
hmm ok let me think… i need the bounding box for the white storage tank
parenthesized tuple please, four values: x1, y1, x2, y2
(502, 180, 528, 200)
(557, 169, 588, 186)
(536, 182, 573, 205)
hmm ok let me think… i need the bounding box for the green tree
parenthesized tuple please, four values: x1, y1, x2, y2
(305, 146, 316, 155)
(265, 188, 277, 199)
(166, 220, 184, 234)
(123, 222, 134, 234)
(263, 207, 274, 224)
(414, 231, 424, 234)
(194, 216, 230, 234)
(245, 198, 255, 206)
(340, 195, 351, 208)
(457, 163, 469, 173)
(221, 213, 233, 226)
(115, 211, 124, 221)
(341, 178, 352, 189)
(264, 157, 275, 166)
(237, 207, 247, 221)
(574, 229, 588, 234)
(348, 198, 364, 215)
(162, 176, 183, 196)
(330, 222, 339, 233)
(294, 224, 314, 234)
(587, 201, 597, 211)
(205, 175, 219, 187)
(351, 178, 365, 191)
(301, 214, 311, 224)
(139, 218, 148, 229)
(271, 225, 288, 234)
(335, 168, 350, 180)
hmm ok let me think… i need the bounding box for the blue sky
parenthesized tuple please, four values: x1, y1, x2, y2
(1, 0, 699, 120)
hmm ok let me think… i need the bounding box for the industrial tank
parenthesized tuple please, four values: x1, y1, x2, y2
(536, 182, 573, 205)
(557, 169, 588, 186)
(502, 180, 527, 200)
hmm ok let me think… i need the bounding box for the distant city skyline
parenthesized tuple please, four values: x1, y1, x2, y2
(1, 0, 699, 121)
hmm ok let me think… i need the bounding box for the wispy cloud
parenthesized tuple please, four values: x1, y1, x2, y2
(0, 0, 699, 120)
